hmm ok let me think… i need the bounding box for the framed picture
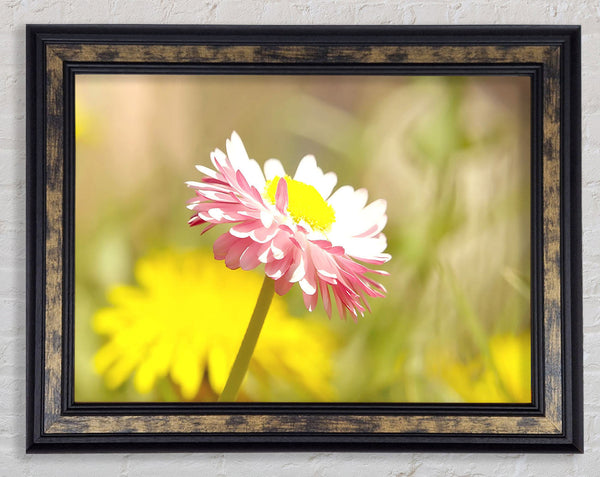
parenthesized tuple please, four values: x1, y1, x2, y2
(26, 25, 582, 452)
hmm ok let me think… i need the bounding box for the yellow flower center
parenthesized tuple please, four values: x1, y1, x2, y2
(265, 176, 335, 232)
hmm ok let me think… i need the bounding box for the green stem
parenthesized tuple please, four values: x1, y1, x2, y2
(218, 276, 275, 402)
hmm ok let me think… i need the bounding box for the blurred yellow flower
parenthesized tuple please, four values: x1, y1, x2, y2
(92, 249, 336, 401)
(75, 97, 99, 145)
(429, 332, 531, 403)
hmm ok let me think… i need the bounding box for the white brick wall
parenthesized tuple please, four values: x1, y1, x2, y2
(1, 1, 597, 475)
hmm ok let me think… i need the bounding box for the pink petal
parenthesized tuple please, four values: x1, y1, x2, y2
(239, 242, 268, 271)
(224, 239, 249, 269)
(303, 289, 319, 312)
(331, 287, 348, 320)
(275, 177, 288, 213)
(213, 232, 239, 260)
(320, 281, 332, 318)
(274, 277, 295, 295)
(265, 254, 293, 280)
(235, 169, 252, 193)
(200, 177, 229, 186)
(200, 223, 217, 235)
(188, 215, 205, 226)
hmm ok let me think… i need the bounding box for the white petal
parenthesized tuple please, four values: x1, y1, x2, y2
(263, 158, 286, 180)
(378, 253, 392, 263)
(226, 131, 250, 170)
(293, 155, 318, 184)
(342, 235, 388, 259)
(327, 185, 355, 212)
(352, 213, 388, 238)
(241, 158, 266, 190)
(305, 229, 327, 242)
(353, 188, 369, 210)
(185, 180, 204, 188)
(260, 209, 273, 228)
(334, 187, 368, 216)
(339, 199, 388, 237)
(195, 165, 218, 178)
(314, 171, 337, 199)
(293, 155, 338, 199)
(328, 188, 374, 236)
(210, 149, 228, 171)
(361, 199, 387, 222)
(354, 209, 388, 237)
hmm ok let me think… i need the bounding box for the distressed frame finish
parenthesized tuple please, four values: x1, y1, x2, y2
(26, 25, 582, 452)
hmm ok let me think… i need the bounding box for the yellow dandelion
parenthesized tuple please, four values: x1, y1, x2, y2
(92, 249, 337, 401)
(429, 332, 531, 403)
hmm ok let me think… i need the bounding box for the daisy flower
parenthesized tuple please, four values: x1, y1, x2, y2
(186, 132, 391, 319)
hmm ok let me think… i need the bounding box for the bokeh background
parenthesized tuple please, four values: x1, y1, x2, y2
(74, 74, 531, 403)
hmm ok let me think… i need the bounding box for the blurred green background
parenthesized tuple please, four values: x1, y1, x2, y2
(75, 74, 531, 403)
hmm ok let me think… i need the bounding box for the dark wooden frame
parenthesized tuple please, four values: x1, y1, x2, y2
(26, 25, 582, 453)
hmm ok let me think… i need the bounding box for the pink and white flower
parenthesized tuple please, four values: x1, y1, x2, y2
(186, 132, 391, 319)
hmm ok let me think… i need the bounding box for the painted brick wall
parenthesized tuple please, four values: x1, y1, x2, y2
(1, 1, 597, 475)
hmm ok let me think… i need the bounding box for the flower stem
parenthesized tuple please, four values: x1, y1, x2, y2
(218, 276, 275, 402)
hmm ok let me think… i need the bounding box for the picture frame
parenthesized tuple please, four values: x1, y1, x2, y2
(26, 25, 582, 452)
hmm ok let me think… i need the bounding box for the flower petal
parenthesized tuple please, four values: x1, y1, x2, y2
(263, 158, 286, 180)
(275, 177, 288, 214)
(293, 154, 318, 183)
(239, 242, 269, 271)
(315, 171, 337, 199)
(242, 160, 267, 190)
(213, 232, 239, 260)
(320, 281, 332, 317)
(226, 131, 250, 170)
(224, 239, 250, 269)
(195, 164, 218, 178)
(303, 289, 319, 312)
